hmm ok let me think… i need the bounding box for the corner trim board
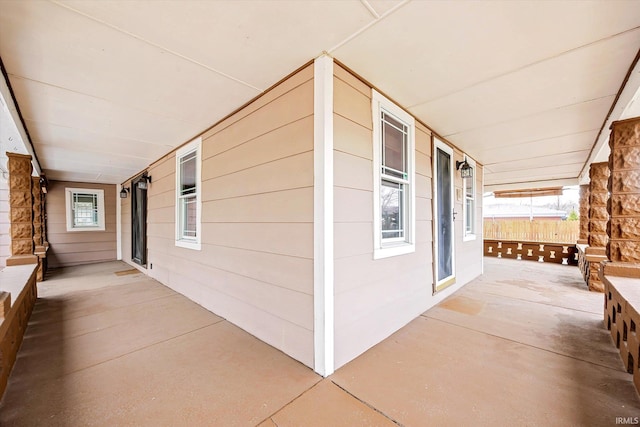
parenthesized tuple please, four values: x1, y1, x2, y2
(116, 184, 122, 260)
(313, 54, 335, 377)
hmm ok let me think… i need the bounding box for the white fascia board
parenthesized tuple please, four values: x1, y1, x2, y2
(0, 71, 41, 176)
(578, 56, 640, 184)
(313, 54, 334, 377)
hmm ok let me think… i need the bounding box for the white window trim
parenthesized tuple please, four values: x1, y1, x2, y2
(372, 90, 416, 260)
(175, 137, 202, 251)
(462, 155, 477, 242)
(65, 187, 105, 232)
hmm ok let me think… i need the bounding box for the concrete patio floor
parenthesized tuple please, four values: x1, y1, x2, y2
(1, 258, 639, 426)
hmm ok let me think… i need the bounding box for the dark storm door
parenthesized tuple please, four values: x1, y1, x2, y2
(131, 176, 147, 266)
(434, 138, 455, 291)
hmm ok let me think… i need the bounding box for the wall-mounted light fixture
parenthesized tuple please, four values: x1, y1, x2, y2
(456, 159, 473, 179)
(137, 173, 152, 190)
(39, 176, 48, 194)
(120, 187, 130, 199)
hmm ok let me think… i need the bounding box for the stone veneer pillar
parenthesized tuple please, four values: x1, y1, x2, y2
(589, 162, 610, 249)
(578, 184, 590, 244)
(6, 153, 37, 266)
(32, 176, 47, 280)
(31, 176, 42, 248)
(599, 117, 640, 398)
(585, 162, 610, 292)
(607, 117, 640, 266)
(576, 184, 591, 285)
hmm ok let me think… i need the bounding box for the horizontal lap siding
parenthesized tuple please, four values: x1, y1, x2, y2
(454, 159, 484, 285)
(332, 65, 435, 369)
(0, 179, 10, 268)
(142, 65, 315, 367)
(331, 65, 483, 369)
(46, 180, 117, 268)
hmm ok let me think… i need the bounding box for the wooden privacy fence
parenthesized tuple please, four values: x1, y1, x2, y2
(484, 220, 579, 244)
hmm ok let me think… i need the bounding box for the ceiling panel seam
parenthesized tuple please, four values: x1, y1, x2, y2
(476, 128, 600, 153)
(359, 0, 380, 19)
(35, 149, 150, 169)
(487, 162, 586, 174)
(328, 0, 410, 53)
(23, 117, 179, 148)
(483, 149, 591, 166)
(40, 156, 140, 173)
(32, 138, 165, 161)
(442, 94, 616, 138)
(407, 26, 640, 108)
(486, 175, 578, 183)
(49, 0, 263, 92)
(8, 74, 198, 127)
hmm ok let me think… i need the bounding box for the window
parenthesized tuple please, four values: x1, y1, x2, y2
(65, 188, 105, 232)
(175, 137, 202, 250)
(463, 156, 476, 241)
(372, 90, 415, 259)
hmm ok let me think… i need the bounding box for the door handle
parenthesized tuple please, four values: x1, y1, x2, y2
(453, 210, 458, 221)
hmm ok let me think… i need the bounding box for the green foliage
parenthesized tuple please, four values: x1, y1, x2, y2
(567, 210, 579, 221)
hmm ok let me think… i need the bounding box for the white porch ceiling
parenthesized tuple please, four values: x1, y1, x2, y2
(0, 0, 638, 190)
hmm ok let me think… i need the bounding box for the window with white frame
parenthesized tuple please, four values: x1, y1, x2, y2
(175, 137, 202, 250)
(463, 156, 476, 241)
(65, 188, 105, 232)
(372, 90, 416, 259)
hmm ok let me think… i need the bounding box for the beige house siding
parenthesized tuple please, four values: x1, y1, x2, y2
(0, 178, 10, 269)
(454, 151, 484, 286)
(126, 65, 315, 367)
(46, 180, 117, 268)
(332, 64, 483, 369)
(116, 60, 484, 372)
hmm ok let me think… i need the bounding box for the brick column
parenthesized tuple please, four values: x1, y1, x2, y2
(578, 184, 590, 244)
(585, 162, 610, 292)
(6, 153, 37, 266)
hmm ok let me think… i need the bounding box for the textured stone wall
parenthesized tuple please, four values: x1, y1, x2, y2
(579, 184, 590, 242)
(589, 162, 610, 249)
(31, 176, 43, 248)
(7, 153, 34, 257)
(608, 117, 640, 263)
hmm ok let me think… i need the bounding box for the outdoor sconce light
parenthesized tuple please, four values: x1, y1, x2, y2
(456, 160, 473, 179)
(120, 187, 130, 199)
(39, 176, 48, 194)
(137, 174, 152, 190)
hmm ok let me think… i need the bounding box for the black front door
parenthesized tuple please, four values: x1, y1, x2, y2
(131, 176, 147, 266)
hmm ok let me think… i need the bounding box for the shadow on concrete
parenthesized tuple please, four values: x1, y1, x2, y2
(554, 313, 640, 425)
(0, 296, 67, 425)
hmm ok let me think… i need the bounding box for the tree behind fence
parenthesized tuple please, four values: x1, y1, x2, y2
(483, 220, 579, 244)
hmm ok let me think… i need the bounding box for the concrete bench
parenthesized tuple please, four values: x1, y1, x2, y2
(0, 263, 38, 399)
(604, 274, 640, 393)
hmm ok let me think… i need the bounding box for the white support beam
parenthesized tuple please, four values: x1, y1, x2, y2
(313, 54, 334, 377)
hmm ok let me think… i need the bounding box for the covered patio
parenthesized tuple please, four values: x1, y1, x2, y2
(2, 257, 637, 426)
